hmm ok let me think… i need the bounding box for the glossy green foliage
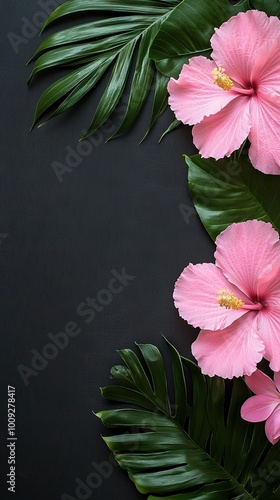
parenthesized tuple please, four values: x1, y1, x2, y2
(150, 0, 250, 77)
(187, 154, 280, 241)
(29, 0, 180, 138)
(97, 339, 280, 499)
(249, 0, 280, 16)
(30, 0, 259, 138)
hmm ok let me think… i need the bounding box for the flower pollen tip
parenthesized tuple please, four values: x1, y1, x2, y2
(217, 289, 244, 310)
(212, 67, 233, 91)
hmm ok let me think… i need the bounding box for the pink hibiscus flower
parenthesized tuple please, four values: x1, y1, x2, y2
(173, 220, 280, 379)
(241, 369, 280, 444)
(168, 10, 280, 175)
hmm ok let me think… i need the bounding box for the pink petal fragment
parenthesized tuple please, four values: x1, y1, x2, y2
(215, 220, 280, 299)
(274, 372, 280, 393)
(192, 96, 251, 160)
(241, 394, 278, 422)
(211, 10, 280, 87)
(191, 313, 264, 378)
(244, 369, 278, 396)
(167, 57, 238, 126)
(258, 308, 280, 372)
(251, 37, 280, 93)
(265, 406, 280, 444)
(257, 254, 280, 301)
(248, 92, 280, 174)
(173, 263, 248, 331)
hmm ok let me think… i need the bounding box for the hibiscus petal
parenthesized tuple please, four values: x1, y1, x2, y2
(191, 313, 264, 378)
(251, 37, 280, 93)
(257, 254, 280, 301)
(274, 372, 280, 393)
(248, 92, 280, 174)
(241, 394, 278, 422)
(167, 56, 238, 125)
(214, 220, 280, 299)
(244, 369, 278, 396)
(192, 96, 251, 160)
(210, 10, 280, 87)
(265, 405, 280, 444)
(173, 262, 248, 330)
(258, 307, 280, 372)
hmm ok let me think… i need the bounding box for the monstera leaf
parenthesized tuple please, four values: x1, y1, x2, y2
(29, 0, 251, 139)
(96, 338, 280, 499)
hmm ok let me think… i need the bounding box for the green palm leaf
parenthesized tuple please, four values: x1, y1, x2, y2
(29, 0, 255, 139)
(96, 338, 280, 499)
(29, 0, 182, 137)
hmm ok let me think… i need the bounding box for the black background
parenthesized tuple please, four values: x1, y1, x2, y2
(1, 2, 215, 499)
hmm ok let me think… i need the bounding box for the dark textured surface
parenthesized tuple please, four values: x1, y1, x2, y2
(1, 2, 215, 499)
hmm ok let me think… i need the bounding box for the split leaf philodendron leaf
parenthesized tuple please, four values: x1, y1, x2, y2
(186, 154, 280, 241)
(96, 338, 280, 499)
(30, 0, 253, 139)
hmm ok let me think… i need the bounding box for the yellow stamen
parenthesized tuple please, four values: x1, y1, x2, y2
(217, 289, 244, 310)
(212, 67, 233, 91)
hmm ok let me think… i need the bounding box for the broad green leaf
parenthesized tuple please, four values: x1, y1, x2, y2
(117, 348, 154, 398)
(206, 376, 225, 463)
(110, 364, 136, 389)
(186, 154, 280, 241)
(150, 0, 250, 77)
(164, 337, 187, 427)
(97, 340, 273, 499)
(136, 343, 170, 414)
(148, 480, 249, 500)
(252, 439, 280, 498)
(182, 357, 211, 448)
(115, 449, 193, 473)
(100, 386, 157, 411)
(249, 0, 280, 15)
(223, 378, 252, 479)
(239, 422, 268, 485)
